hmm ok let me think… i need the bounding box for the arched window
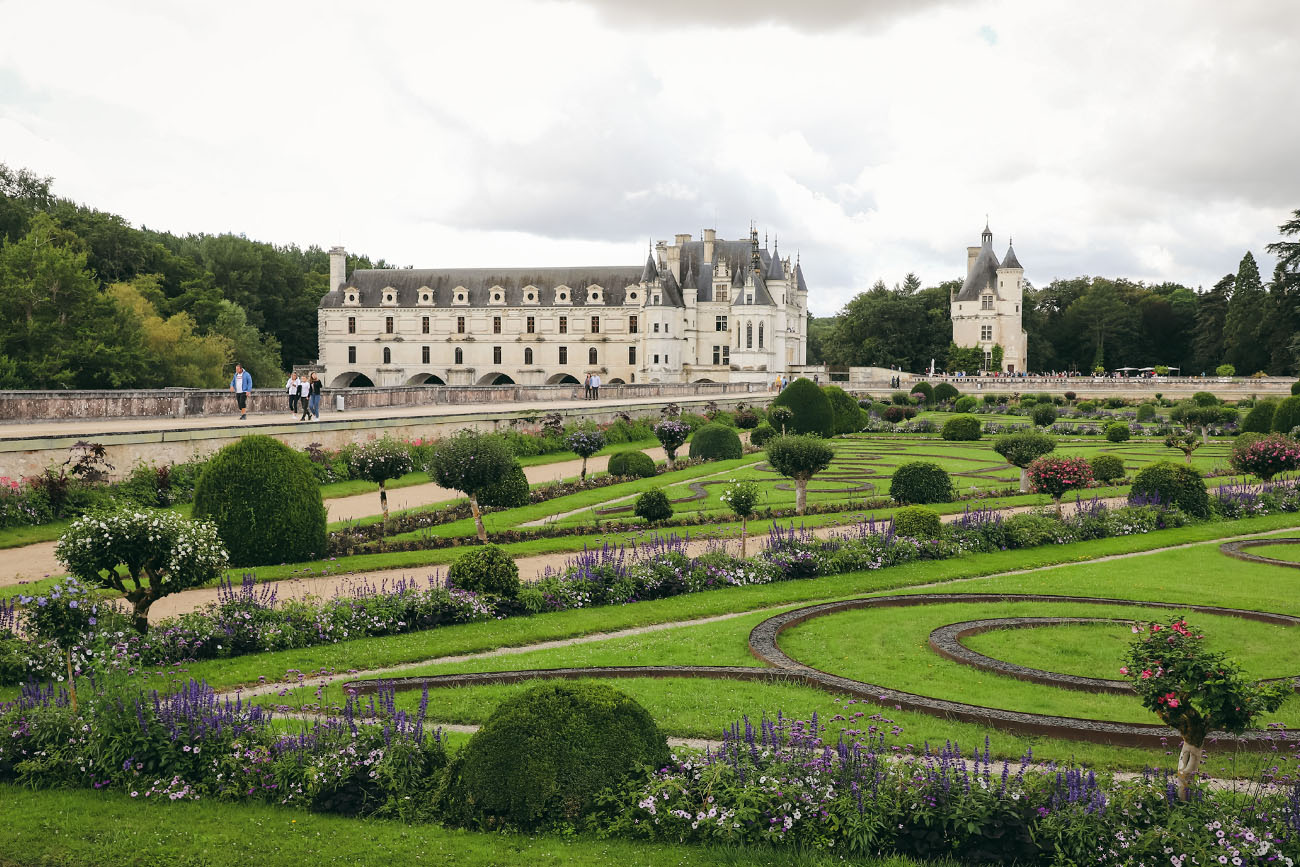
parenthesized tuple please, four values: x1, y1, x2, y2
(454, 347, 463, 365)
(746, 322, 753, 349)
(758, 323, 764, 349)
(588, 347, 598, 365)
(382, 347, 391, 364)
(524, 347, 533, 364)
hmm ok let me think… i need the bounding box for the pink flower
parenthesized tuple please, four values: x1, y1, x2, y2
(1119, 666, 1129, 675)
(1140, 669, 1152, 679)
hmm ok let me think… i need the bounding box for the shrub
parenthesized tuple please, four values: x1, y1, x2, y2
(192, 435, 326, 568)
(1019, 395, 1037, 407)
(1105, 422, 1131, 442)
(940, 415, 981, 441)
(428, 431, 517, 542)
(733, 408, 760, 429)
(607, 450, 656, 479)
(1129, 461, 1209, 518)
(911, 382, 934, 404)
(688, 423, 743, 461)
(1089, 454, 1125, 482)
(634, 489, 673, 523)
(1229, 432, 1265, 474)
(1105, 396, 1127, 409)
(765, 435, 835, 515)
(751, 424, 779, 448)
(1271, 396, 1300, 434)
(1136, 403, 1157, 422)
(1076, 401, 1096, 413)
(1032, 404, 1057, 427)
(953, 395, 977, 413)
(1063, 391, 1076, 401)
(891, 391, 915, 406)
(1026, 455, 1093, 502)
(1232, 433, 1300, 481)
(478, 462, 531, 508)
(882, 405, 917, 423)
(766, 405, 794, 435)
(1239, 400, 1275, 434)
(768, 378, 834, 437)
(565, 428, 606, 482)
(1293, 381, 1300, 396)
(889, 461, 954, 505)
(822, 385, 865, 434)
(893, 506, 941, 539)
(447, 545, 520, 599)
(1215, 363, 1236, 377)
(451, 683, 670, 830)
(1192, 391, 1219, 407)
(1005, 513, 1065, 548)
(981, 394, 998, 405)
(993, 430, 1057, 491)
(932, 382, 959, 404)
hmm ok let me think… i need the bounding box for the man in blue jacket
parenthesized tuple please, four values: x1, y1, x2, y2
(229, 363, 252, 421)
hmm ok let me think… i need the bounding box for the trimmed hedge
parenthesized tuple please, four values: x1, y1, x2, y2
(1241, 400, 1277, 434)
(192, 435, 326, 567)
(911, 382, 934, 404)
(1136, 403, 1157, 422)
(768, 378, 834, 437)
(893, 505, 941, 539)
(889, 461, 954, 505)
(933, 382, 959, 404)
(451, 683, 670, 830)
(688, 423, 743, 461)
(953, 395, 977, 413)
(447, 544, 520, 599)
(733, 408, 760, 429)
(607, 450, 656, 479)
(1272, 397, 1300, 434)
(1032, 404, 1057, 427)
(634, 489, 673, 523)
(749, 423, 778, 447)
(1090, 454, 1126, 482)
(940, 415, 981, 441)
(478, 462, 531, 508)
(1105, 422, 1131, 443)
(1129, 461, 1209, 518)
(823, 385, 865, 435)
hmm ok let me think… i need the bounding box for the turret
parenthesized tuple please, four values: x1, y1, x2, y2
(329, 246, 347, 292)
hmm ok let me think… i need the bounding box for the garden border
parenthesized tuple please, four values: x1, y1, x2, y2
(1220, 537, 1300, 569)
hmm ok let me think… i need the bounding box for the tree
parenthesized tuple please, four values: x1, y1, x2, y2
(653, 420, 690, 468)
(565, 428, 606, 482)
(719, 479, 761, 558)
(1223, 251, 1268, 374)
(1064, 281, 1140, 372)
(993, 431, 1057, 491)
(1170, 401, 1236, 444)
(1232, 434, 1300, 481)
(210, 300, 284, 387)
(990, 343, 1004, 371)
(945, 343, 984, 373)
(1265, 212, 1300, 374)
(1123, 617, 1288, 800)
(1025, 455, 1093, 514)
(1163, 433, 1202, 465)
(55, 508, 228, 634)
(765, 435, 835, 515)
(348, 438, 414, 530)
(767, 406, 793, 436)
(108, 279, 230, 387)
(428, 431, 516, 542)
(18, 577, 99, 710)
(1193, 274, 1233, 371)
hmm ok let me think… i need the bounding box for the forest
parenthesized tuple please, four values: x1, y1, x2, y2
(810, 209, 1300, 375)
(0, 164, 392, 389)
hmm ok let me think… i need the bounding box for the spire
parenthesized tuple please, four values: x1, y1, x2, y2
(981, 218, 993, 248)
(640, 249, 658, 283)
(750, 225, 762, 273)
(1002, 238, 1022, 271)
(766, 239, 784, 280)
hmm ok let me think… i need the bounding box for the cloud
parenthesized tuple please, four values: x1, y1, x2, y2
(554, 0, 954, 33)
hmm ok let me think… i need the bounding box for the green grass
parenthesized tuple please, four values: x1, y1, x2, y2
(1240, 542, 1300, 563)
(0, 785, 943, 867)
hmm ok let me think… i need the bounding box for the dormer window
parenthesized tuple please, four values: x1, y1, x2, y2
(344, 291, 358, 306)
(522, 286, 539, 304)
(453, 287, 468, 306)
(981, 295, 994, 310)
(588, 286, 603, 304)
(489, 286, 506, 305)
(555, 286, 571, 305)
(716, 287, 729, 302)
(381, 288, 397, 306)
(418, 289, 432, 305)
(627, 290, 637, 302)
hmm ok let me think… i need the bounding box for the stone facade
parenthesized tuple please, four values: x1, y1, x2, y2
(317, 228, 808, 388)
(950, 224, 1028, 373)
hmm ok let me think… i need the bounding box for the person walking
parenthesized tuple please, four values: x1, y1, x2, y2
(298, 374, 313, 420)
(308, 373, 322, 419)
(591, 371, 601, 400)
(229, 363, 252, 421)
(286, 372, 300, 416)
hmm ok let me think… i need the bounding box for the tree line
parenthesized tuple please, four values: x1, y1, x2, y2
(0, 164, 394, 389)
(810, 210, 1300, 375)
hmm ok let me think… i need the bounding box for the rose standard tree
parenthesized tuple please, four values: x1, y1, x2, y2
(993, 430, 1057, 492)
(1025, 454, 1093, 516)
(19, 577, 99, 710)
(427, 431, 516, 543)
(719, 479, 761, 558)
(1123, 617, 1289, 800)
(565, 428, 606, 483)
(55, 508, 228, 634)
(653, 420, 690, 469)
(348, 437, 414, 534)
(765, 435, 835, 515)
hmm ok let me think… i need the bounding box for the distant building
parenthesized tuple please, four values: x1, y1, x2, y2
(950, 223, 1028, 373)
(317, 227, 808, 387)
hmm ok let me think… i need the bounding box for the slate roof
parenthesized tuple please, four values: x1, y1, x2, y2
(955, 235, 1002, 302)
(320, 266, 644, 308)
(1002, 243, 1022, 271)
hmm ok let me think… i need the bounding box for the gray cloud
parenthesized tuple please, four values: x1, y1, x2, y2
(557, 0, 954, 33)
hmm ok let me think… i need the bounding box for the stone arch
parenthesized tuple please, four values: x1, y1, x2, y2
(330, 371, 375, 388)
(476, 372, 515, 386)
(404, 373, 446, 386)
(607, 377, 625, 384)
(693, 377, 716, 383)
(546, 372, 580, 385)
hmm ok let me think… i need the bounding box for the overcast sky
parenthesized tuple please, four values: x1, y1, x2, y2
(2, 0, 1296, 316)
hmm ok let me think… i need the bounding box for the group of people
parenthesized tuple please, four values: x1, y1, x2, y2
(583, 372, 602, 399)
(225, 364, 321, 421)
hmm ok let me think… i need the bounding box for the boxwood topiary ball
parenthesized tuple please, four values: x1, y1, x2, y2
(452, 682, 671, 830)
(447, 544, 520, 599)
(478, 461, 531, 509)
(192, 435, 326, 567)
(688, 423, 743, 461)
(893, 505, 942, 539)
(1129, 461, 1209, 518)
(634, 489, 673, 523)
(941, 415, 981, 441)
(607, 450, 656, 478)
(889, 461, 955, 505)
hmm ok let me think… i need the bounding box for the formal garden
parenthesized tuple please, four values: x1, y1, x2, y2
(4, 379, 1300, 866)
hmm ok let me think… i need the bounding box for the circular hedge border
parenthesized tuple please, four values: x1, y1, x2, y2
(1220, 537, 1300, 569)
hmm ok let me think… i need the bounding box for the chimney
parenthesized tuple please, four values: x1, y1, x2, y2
(330, 246, 347, 292)
(703, 228, 715, 265)
(966, 246, 980, 279)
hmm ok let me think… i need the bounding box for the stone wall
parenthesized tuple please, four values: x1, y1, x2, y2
(0, 381, 759, 422)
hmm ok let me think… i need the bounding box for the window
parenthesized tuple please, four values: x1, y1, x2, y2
(652, 294, 660, 304)
(347, 316, 356, 334)
(722, 346, 729, 365)
(457, 316, 465, 334)
(745, 322, 753, 349)
(422, 345, 430, 364)
(716, 287, 729, 302)
(524, 347, 533, 364)
(421, 316, 430, 334)
(559, 316, 567, 334)
(628, 346, 636, 364)
(382, 347, 391, 364)
(984, 350, 993, 369)
(493, 316, 502, 334)
(559, 346, 568, 364)
(653, 354, 659, 364)
(653, 322, 660, 333)
(981, 295, 994, 310)
(758, 323, 764, 349)
(713, 345, 731, 365)
(715, 315, 728, 332)
(526, 316, 535, 334)
(385, 316, 394, 334)
(454, 347, 463, 364)
(493, 346, 502, 364)
(590, 316, 600, 334)
(588, 347, 597, 364)
(980, 325, 993, 341)
(629, 315, 638, 334)
(347, 346, 356, 364)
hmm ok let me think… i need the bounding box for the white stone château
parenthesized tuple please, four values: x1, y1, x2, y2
(317, 228, 808, 387)
(950, 223, 1028, 373)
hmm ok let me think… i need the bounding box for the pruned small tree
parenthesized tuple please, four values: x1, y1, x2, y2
(1171, 401, 1237, 445)
(348, 437, 414, 530)
(1123, 617, 1288, 800)
(19, 577, 99, 710)
(1231, 433, 1300, 481)
(765, 435, 835, 515)
(1025, 455, 1093, 516)
(1163, 432, 1202, 465)
(767, 405, 794, 436)
(565, 428, 606, 482)
(428, 431, 516, 542)
(719, 479, 761, 558)
(993, 430, 1057, 492)
(56, 508, 228, 634)
(653, 420, 690, 469)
